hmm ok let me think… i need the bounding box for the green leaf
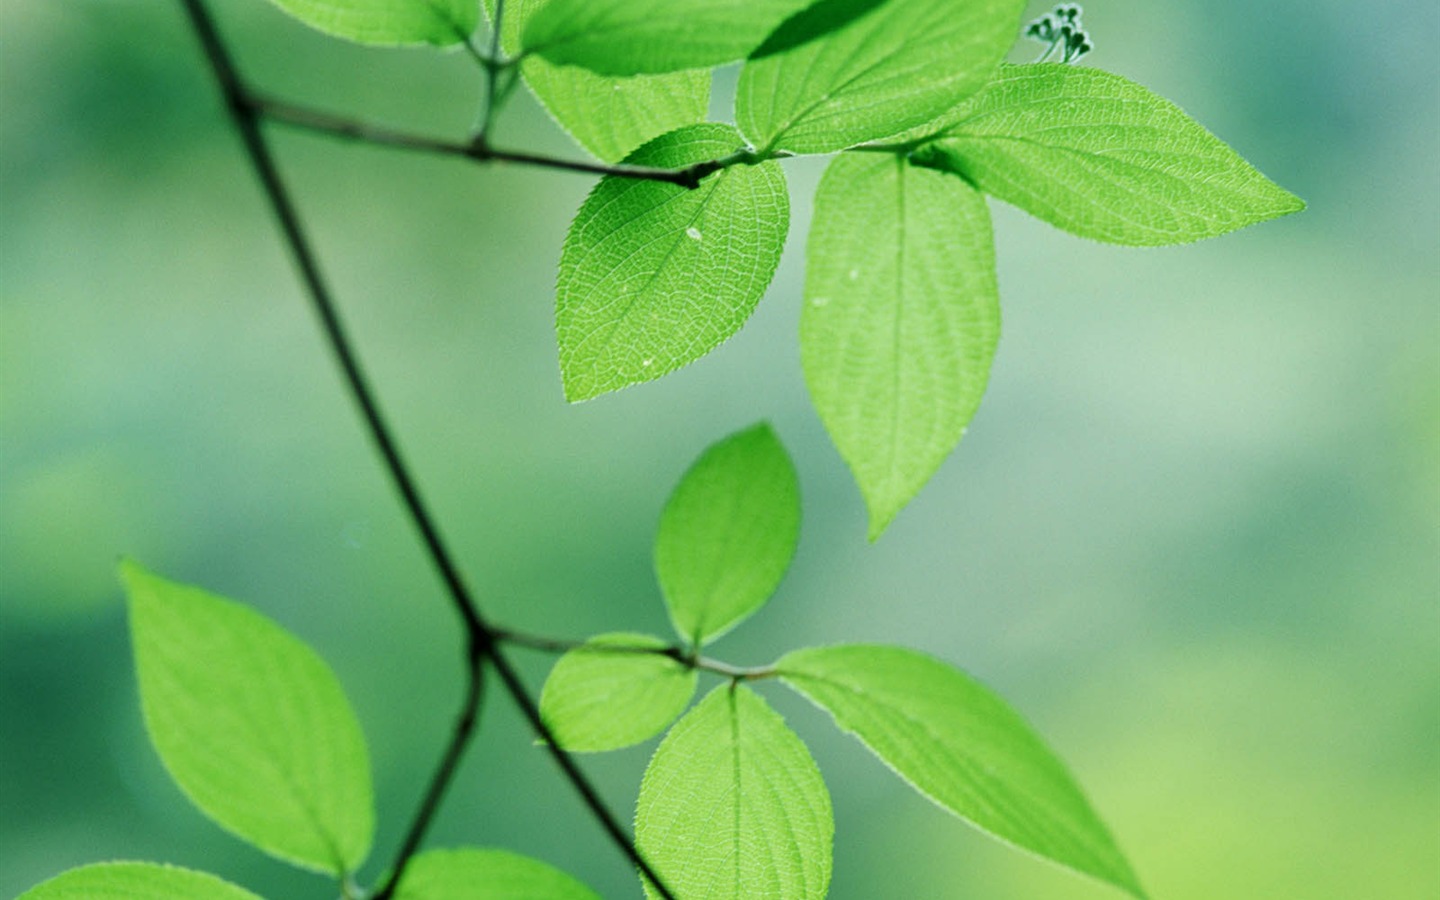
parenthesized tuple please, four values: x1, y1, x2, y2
(393, 847, 602, 899)
(736, 0, 1025, 154)
(485, 0, 708, 163)
(264, 0, 478, 46)
(912, 64, 1306, 245)
(803, 153, 999, 540)
(522, 0, 812, 76)
(777, 644, 1145, 898)
(557, 124, 788, 401)
(655, 423, 800, 646)
(19, 861, 263, 900)
(636, 685, 832, 900)
(538, 633, 698, 752)
(121, 560, 374, 876)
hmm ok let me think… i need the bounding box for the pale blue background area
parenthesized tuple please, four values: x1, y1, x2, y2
(2, 0, 1436, 897)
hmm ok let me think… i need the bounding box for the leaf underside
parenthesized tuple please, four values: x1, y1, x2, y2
(393, 847, 603, 899)
(636, 685, 833, 900)
(19, 862, 263, 900)
(122, 560, 374, 876)
(736, 0, 1026, 154)
(802, 152, 999, 540)
(913, 64, 1306, 245)
(486, 0, 709, 163)
(556, 123, 788, 402)
(654, 423, 801, 646)
(778, 644, 1145, 897)
(265, 0, 477, 46)
(539, 632, 698, 752)
(523, 0, 814, 76)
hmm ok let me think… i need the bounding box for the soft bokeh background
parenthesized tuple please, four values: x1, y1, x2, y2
(3, 0, 1437, 897)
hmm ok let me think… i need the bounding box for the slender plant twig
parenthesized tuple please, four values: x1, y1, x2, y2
(491, 626, 587, 654)
(496, 627, 779, 681)
(175, 2, 679, 898)
(681, 654, 778, 682)
(253, 94, 722, 188)
(371, 648, 487, 900)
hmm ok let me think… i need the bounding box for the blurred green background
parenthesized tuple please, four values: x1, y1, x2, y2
(3, 0, 1436, 897)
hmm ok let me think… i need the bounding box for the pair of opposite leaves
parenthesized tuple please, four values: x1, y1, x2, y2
(255, 0, 1302, 540)
(25, 426, 1144, 900)
(538, 423, 1144, 899)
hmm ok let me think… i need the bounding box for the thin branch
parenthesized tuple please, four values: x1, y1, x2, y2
(372, 638, 488, 900)
(459, 32, 494, 71)
(494, 626, 587, 654)
(175, 2, 486, 639)
(690, 655, 778, 682)
(483, 143, 713, 187)
(486, 646, 687, 862)
(175, 3, 680, 898)
(252, 95, 472, 156)
(497, 626, 779, 680)
(254, 95, 719, 188)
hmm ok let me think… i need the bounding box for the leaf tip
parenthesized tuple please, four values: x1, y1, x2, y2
(117, 554, 143, 583)
(1111, 864, 1149, 900)
(739, 419, 780, 445)
(864, 518, 888, 543)
(862, 493, 902, 542)
(117, 557, 160, 608)
(559, 366, 605, 404)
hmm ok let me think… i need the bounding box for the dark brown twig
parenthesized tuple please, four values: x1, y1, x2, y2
(254, 94, 722, 188)
(174, 2, 679, 897)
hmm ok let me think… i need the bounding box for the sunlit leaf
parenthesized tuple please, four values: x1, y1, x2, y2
(655, 424, 800, 645)
(19, 862, 262, 900)
(778, 644, 1145, 897)
(912, 64, 1306, 245)
(523, 0, 812, 76)
(557, 124, 788, 401)
(393, 847, 602, 899)
(736, 0, 1025, 153)
(636, 685, 832, 899)
(122, 560, 373, 875)
(264, 0, 477, 46)
(485, 0, 708, 162)
(803, 152, 998, 539)
(539, 633, 697, 752)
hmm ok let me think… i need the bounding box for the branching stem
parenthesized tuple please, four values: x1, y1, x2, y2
(496, 627, 780, 681)
(175, 2, 679, 897)
(371, 637, 488, 900)
(252, 94, 728, 188)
